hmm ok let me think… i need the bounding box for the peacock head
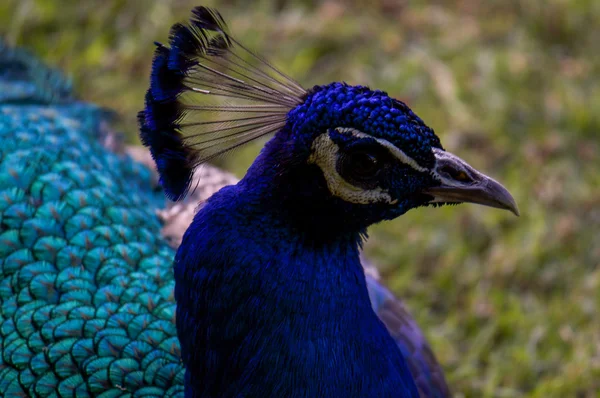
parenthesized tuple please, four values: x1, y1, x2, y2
(139, 7, 518, 231)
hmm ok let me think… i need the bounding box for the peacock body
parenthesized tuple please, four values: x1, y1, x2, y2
(140, 6, 517, 398)
(0, 37, 457, 397)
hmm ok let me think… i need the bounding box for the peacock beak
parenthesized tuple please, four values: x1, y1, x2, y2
(422, 148, 519, 216)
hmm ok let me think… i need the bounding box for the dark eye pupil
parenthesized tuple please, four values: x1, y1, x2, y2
(336, 149, 382, 187)
(351, 152, 378, 174)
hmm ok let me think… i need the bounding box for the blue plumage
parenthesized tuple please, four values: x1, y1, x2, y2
(140, 6, 517, 398)
(175, 180, 419, 397)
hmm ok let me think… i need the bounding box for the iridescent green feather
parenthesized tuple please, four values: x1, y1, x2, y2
(0, 44, 184, 397)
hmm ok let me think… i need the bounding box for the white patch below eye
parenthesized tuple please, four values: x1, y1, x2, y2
(308, 132, 395, 205)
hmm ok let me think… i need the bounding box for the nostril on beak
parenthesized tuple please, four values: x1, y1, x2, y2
(440, 165, 472, 183)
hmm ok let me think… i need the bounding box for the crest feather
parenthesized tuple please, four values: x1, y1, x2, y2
(139, 6, 306, 201)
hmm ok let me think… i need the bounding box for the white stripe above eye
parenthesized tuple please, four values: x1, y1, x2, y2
(335, 127, 429, 173)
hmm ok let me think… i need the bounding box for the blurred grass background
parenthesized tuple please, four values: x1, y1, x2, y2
(2, 0, 599, 396)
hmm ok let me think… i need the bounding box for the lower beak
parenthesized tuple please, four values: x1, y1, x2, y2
(423, 149, 519, 216)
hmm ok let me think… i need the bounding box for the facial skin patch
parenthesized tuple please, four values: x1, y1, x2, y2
(308, 132, 394, 205)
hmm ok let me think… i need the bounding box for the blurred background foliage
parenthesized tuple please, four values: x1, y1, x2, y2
(2, 0, 599, 396)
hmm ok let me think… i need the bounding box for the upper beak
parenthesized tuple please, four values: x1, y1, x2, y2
(423, 148, 519, 216)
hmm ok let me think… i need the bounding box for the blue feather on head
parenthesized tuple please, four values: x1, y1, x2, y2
(139, 6, 518, 397)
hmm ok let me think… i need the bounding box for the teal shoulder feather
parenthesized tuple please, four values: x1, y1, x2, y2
(0, 46, 184, 396)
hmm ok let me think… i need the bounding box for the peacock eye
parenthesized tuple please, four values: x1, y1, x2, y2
(339, 150, 381, 181)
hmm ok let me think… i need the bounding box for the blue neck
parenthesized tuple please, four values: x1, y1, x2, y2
(175, 134, 418, 397)
(240, 127, 391, 236)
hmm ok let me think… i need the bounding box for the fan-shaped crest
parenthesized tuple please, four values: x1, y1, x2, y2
(139, 7, 306, 200)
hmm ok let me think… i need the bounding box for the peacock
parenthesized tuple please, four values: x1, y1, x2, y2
(0, 25, 466, 398)
(139, 6, 518, 398)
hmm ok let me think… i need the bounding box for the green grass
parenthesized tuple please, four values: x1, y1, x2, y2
(3, 0, 599, 396)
